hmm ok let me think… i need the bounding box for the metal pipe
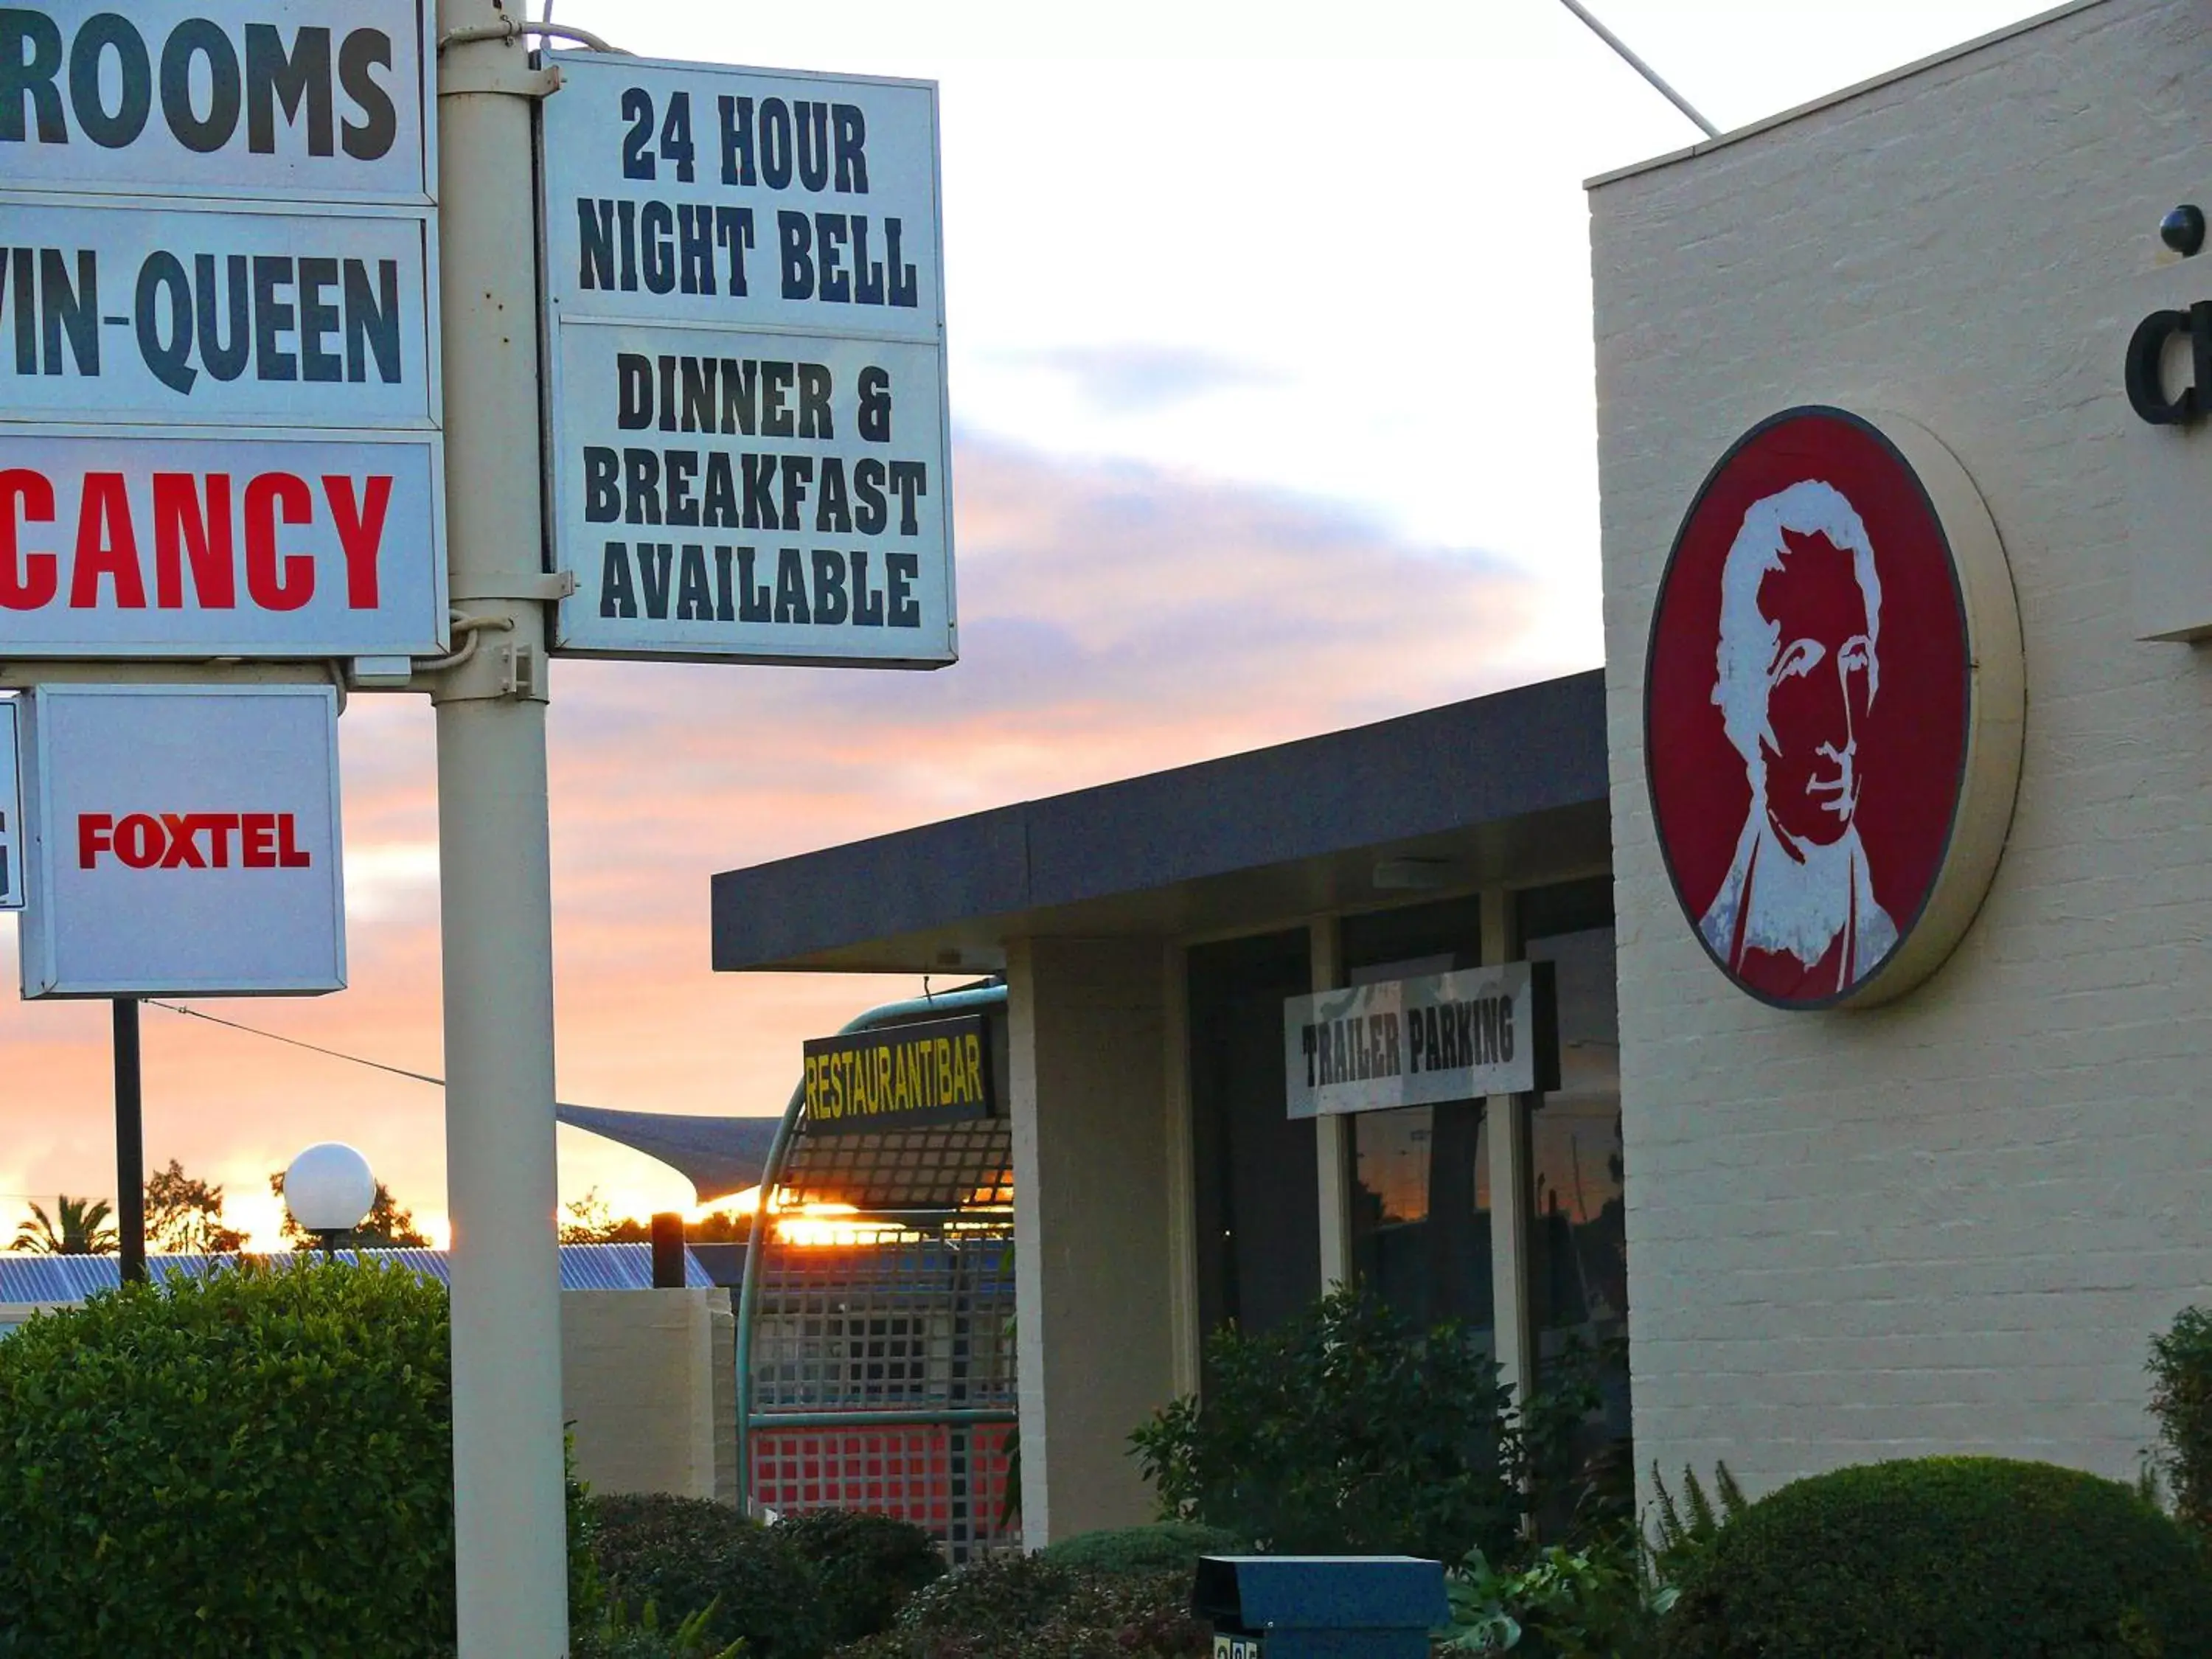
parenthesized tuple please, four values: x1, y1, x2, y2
(1554, 0, 1721, 140)
(747, 1408, 1017, 1431)
(733, 982, 1006, 1512)
(114, 999, 145, 1284)
(434, 4, 568, 1648)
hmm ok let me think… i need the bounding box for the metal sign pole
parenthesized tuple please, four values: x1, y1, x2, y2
(434, 6, 570, 1650)
(113, 998, 145, 1284)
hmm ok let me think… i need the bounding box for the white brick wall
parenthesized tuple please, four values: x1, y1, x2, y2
(1590, 0, 2212, 1501)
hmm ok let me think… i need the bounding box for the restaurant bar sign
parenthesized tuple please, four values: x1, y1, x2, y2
(802, 1012, 992, 1133)
(1282, 963, 1559, 1119)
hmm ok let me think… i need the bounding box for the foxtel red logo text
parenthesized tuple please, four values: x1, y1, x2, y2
(0, 470, 390, 613)
(78, 812, 313, 871)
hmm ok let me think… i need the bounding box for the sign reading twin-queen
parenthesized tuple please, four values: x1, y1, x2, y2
(0, 0, 447, 658)
(540, 55, 954, 666)
(1644, 407, 2025, 1009)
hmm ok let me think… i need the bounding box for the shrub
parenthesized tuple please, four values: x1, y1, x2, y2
(2151, 1305, 2212, 1534)
(0, 1259, 459, 1658)
(575, 1598, 744, 1658)
(1444, 1537, 1675, 1659)
(1039, 1521, 1245, 1576)
(775, 1509, 945, 1642)
(1133, 1285, 1563, 1563)
(1656, 1455, 2212, 1658)
(591, 1492, 830, 1659)
(852, 1554, 1207, 1659)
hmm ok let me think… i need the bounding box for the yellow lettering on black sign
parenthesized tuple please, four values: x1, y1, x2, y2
(801, 1018, 990, 1130)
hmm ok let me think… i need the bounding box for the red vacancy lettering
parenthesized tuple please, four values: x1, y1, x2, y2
(0, 471, 394, 614)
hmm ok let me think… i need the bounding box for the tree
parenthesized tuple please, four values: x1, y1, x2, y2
(10, 1195, 118, 1255)
(559, 1187, 650, 1244)
(143, 1159, 249, 1255)
(267, 1172, 431, 1250)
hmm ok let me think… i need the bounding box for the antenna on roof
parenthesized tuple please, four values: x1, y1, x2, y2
(1554, 0, 1722, 140)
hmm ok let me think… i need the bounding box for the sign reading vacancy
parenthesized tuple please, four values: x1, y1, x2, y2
(1282, 964, 1559, 1120)
(0, 698, 21, 911)
(16, 684, 346, 998)
(0, 0, 446, 661)
(540, 55, 953, 667)
(802, 1013, 992, 1133)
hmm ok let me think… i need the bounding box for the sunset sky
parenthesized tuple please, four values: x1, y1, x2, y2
(0, 1, 2055, 1248)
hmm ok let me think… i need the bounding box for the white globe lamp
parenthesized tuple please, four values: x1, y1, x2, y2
(284, 1142, 378, 1255)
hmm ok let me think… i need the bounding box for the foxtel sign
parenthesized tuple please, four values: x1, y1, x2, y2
(0, 432, 445, 656)
(17, 684, 345, 998)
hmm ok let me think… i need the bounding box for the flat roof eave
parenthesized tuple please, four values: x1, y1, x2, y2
(711, 669, 1610, 973)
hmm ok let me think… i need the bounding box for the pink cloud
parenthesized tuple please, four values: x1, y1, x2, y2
(0, 437, 1568, 1242)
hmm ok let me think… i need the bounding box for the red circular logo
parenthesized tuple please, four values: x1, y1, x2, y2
(1646, 408, 1972, 1008)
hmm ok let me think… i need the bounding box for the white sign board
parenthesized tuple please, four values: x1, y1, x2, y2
(0, 2, 433, 201)
(18, 684, 346, 997)
(540, 55, 955, 666)
(0, 431, 442, 655)
(0, 698, 21, 911)
(0, 0, 445, 661)
(1281, 963, 1557, 1119)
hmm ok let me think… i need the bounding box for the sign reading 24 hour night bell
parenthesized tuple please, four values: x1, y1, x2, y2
(539, 55, 953, 666)
(17, 686, 346, 998)
(0, 0, 448, 659)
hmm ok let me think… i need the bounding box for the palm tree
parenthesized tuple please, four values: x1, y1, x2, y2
(10, 1195, 119, 1255)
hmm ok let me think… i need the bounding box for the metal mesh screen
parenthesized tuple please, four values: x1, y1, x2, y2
(749, 1425, 1016, 1560)
(748, 1113, 1018, 1558)
(752, 1237, 1015, 1412)
(774, 1119, 1015, 1212)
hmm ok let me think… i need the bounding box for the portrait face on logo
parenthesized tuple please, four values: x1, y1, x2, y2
(1644, 408, 2003, 1009)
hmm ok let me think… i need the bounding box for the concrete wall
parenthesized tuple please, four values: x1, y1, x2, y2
(563, 1288, 737, 1506)
(1010, 935, 1179, 1544)
(1592, 0, 2212, 1500)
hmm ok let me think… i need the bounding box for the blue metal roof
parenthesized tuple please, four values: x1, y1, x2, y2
(0, 1242, 712, 1303)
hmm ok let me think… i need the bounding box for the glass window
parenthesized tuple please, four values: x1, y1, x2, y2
(1519, 878, 1629, 1479)
(1189, 928, 1318, 1343)
(1340, 897, 1493, 1348)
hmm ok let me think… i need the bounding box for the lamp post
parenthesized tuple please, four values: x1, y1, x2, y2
(283, 1143, 378, 1259)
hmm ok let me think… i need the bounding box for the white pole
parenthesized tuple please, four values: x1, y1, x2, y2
(1554, 0, 1722, 140)
(433, 4, 570, 1651)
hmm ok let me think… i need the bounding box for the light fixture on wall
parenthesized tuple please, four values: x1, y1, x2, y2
(2161, 204, 2205, 258)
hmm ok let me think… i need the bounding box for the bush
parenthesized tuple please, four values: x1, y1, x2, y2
(591, 1492, 830, 1659)
(2152, 1305, 2212, 1534)
(1040, 1521, 1245, 1576)
(775, 1509, 945, 1642)
(1444, 1538, 1674, 1659)
(0, 1259, 460, 1657)
(849, 1553, 1207, 1659)
(1657, 1455, 2212, 1658)
(1132, 1285, 1569, 1563)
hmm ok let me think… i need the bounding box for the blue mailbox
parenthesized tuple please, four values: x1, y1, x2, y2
(1191, 1555, 1450, 1659)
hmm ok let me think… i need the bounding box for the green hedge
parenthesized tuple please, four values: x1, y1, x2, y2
(1038, 1522, 1245, 1576)
(846, 1553, 1208, 1659)
(1658, 1455, 2212, 1658)
(0, 1259, 461, 1657)
(591, 1493, 830, 1659)
(775, 1509, 946, 1644)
